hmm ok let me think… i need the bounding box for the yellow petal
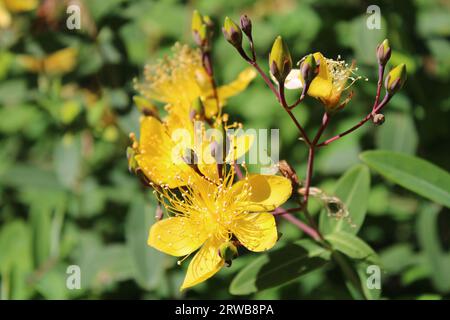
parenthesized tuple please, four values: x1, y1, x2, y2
(43, 48, 78, 75)
(217, 68, 257, 100)
(148, 217, 208, 257)
(198, 162, 219, 183)
(232, 212, 277, 252)
(307, 52, 333, 100)
(232, 174, 292, 211)
(202, 98, 219, 119)
(181, 237, 225, 290)
(18, 55, 42, 73)
(202, 68, 257, 118)
(3, 0, 37, 12)
(226, 133, 254, 162)
(0, 5, 12, 28)
(135, 116, 193, 188)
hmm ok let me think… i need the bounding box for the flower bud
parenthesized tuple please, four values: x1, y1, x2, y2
(240, 14, 252, 38)
(278, 160, 300, 186)
(299, 54, 318, 86)
(269, 36, 292, 83)
(385, 63, 407, 95)
(192, 10, 212, 47)
(372, 113, 385, 125)
(218, 242, 238, 267)
(376, 39, 391, 66)
(223, 17, 242, 49)
(126, 146, 139, 173)
(191, 10, 202, 34)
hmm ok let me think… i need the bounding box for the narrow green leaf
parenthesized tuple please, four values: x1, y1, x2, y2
(30, 205, 52, 268)
(417, 204, 450, 292)
(125, 196, 164, 290)
(360, 150, 450, 207)
(375, 112, 418, 155)
(332, 248, 381, 300)
(229, 239, 330, 295)
(328, 232, 381, 299)
(325, 231, 380, 265)
(320, 164, 371, 234)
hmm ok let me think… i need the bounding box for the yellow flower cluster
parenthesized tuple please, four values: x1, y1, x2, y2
(131, 44, 292, 290)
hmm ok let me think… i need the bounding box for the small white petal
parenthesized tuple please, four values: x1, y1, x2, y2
(284, 69, 304, 90)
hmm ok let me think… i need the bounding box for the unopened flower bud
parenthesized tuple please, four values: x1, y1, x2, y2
(203, 15, 213, 28)
(269, 36, 292, 83)
(240, 14, 252, 38)
(376, 39, 391, 66)
(126, 146, 138, 173)
(222, 17, 242, 48)
(385, 63, 407, 95)
(278, 160, 300, 186)
(218, 242, 238, 267)
(192, 10, 212, 48)
(192, 10, 202, 33)
(372, 113, 385, 125)
(299, 54, 318, 86)
(191, 10, 203, 45)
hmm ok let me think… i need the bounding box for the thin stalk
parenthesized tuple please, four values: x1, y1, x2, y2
(372, 64, 385, 112)
(274, 208, 321, 241)
(279, 83, 312, 146)
(317, 94, 391, 147)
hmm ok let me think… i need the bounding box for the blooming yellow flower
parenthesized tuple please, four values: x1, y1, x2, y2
(0, 0, 37, 28)
(133, 115, 254, 189)
(147, 164, 292, 290)
(19, 47, 78, 75)
(285, 52, 362, 110)
(135, 43, 256, 118)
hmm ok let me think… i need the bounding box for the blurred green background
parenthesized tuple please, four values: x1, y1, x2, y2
(0, 0, 449, 299)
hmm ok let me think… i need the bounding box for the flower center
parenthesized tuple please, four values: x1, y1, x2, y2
(325, 55, 366, 93)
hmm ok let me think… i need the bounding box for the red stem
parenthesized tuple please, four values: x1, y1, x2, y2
(316, 94, 391, 147)
(279, 83, 312, 146)
(372, 65, 385, 112)
(274, 208, 321, 241)
(249, 60, 281, 102)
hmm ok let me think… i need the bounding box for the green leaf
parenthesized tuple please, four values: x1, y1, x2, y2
(0, 220, 33, 299)
(375, 112, 418, 155)
(360, 151, 450, 208)
(125, 196, 164, 290)
(417, 204, 450, 293)
(316, 118, 367, 175)
(320, 164, 371, 234)
(332, 251, 381, 300)
(54, 135, 81, 190)
(325, 231, 379, 265)
(30, 204, 52, 268)
(229, 239, 330, 295)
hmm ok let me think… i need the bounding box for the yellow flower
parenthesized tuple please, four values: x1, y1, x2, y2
(285, 52, 362, 110)
(135, 43, 256, 118)
(0, 0, 37, 28)
(148, 164, 292, 290)
(18, 48, 78, 75)
(133, 115, 254, 188)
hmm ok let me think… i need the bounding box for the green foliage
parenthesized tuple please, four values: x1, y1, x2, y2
(229, 239, 330, 295)
(361, 151, 450, 207)
(320, 164, 371, 235)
